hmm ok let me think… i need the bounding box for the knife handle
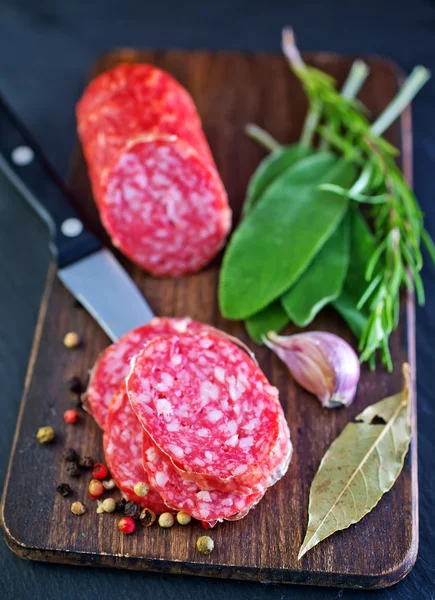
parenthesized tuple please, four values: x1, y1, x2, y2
(0, 95, 101, 268)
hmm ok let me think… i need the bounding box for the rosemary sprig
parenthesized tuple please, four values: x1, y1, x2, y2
(281, 27, 432, 369)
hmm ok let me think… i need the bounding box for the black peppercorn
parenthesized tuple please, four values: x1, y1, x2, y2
(67, 376, 84, 395)
(62, 448, 78, 462)
(79, 455, 93, 469)
(66, 462, 81, 478)
(124, 501, 141, 520)
(115, 498, 127, 512)
(57, 483, 72, 497)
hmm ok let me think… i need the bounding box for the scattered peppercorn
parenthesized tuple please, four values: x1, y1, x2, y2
(96, 500, 105, 514)
(176, 511, 192, 525)
(158, 512, 175, 528)
(92, 463, 108, 479)
(124, 501, 141, 520)
(196, 536, 214, 554)
(133, 482, 149, 497)
(88, 479, 104, 499)
(67, 376, 84, 395)
(79, 456, 93, 469)
(71, 501, 86, 516)
(66, 462, 81, 478)
(36, 426, 55, 444)
(64, 332, 81, 349)
(103, 478, 116, 490)
(56, 483, 72, 497)
(64, 409, 79, 424)
(115, 498, 127, 512)
(139, 508, 156, 527)
(118, 517, 135, 534)
(62, 448, 78, 462)
(102, 498, 116, 513)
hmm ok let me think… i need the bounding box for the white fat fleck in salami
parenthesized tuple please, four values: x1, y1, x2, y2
(104, 386, 169, 514)
(85, 317, 205, 430)
(100, 135, 231, 277)
(128, 331, 285, 491)
(142, 432, 263, 522)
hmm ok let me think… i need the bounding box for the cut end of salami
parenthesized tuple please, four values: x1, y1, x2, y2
(77, 62, 231, 276)
(87, 318, 292, 526)
(85, 317, 206, 431)
(127, 331, 283, 487)
(104, 386, 169, 514)
(101, 136, 231, 276)
(142, 433, 264, 522)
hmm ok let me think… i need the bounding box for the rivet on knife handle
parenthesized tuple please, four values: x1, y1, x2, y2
(0, 95, 101, 268)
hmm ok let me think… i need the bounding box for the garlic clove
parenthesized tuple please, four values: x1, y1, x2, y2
(264, 331, 360, 408)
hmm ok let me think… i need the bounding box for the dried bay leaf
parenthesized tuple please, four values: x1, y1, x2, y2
(219, 154, 356, 319)
(298, 365, 411, 559)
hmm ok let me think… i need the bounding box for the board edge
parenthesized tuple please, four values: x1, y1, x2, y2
(0, 264, 57, 543)
(0, 52, 419, 590)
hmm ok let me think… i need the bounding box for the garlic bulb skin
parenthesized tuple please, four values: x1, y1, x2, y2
(264, 331, 360, 408)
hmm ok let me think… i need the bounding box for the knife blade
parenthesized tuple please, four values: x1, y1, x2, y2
(58, 249, 154, 341)
(0, 95, 154, 341)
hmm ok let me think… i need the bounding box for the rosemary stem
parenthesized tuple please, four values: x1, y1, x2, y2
(371, 66, 431, 136)
(281, 27, 305, 70)
(300, 100, 322, 148)
(319, 60, 370, 151)
(340, 60, 370, 99)
(245, 124, 281, 152)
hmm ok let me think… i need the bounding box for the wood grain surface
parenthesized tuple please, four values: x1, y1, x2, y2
(0, 49, 417, 588)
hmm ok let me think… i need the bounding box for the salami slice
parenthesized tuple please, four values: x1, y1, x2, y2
(104, 386, 169, 514)
(85, 317, 204, 430)
(100, 135, 231, 276)
(141, 433, 264, 522)
(77, 63, 231, 276)
(77, 64, 209, 158)
(177, 400, 292, 496)
(127, 331, 284, 491)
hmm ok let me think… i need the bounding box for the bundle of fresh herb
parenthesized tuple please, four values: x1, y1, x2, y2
(219, 28, 434, 370)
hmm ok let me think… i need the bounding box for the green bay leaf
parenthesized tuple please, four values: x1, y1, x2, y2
(332, 291, 367, 338)
(281, 213, 350, 326)
(298, 366, 411, 559)
(245, 300, 289, 343)
(243, 144, 312, 217)
(219, 153, 356, 319)
(332, 207, 376, 336)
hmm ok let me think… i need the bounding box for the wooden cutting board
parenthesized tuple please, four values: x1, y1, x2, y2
(1, 49, 418, 589)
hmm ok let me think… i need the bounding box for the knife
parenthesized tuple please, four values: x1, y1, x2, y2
(0, 95, 154, 341)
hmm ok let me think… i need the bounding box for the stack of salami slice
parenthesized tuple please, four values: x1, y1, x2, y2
(77, 63, 231, 277)
(86, 318, 292, 525)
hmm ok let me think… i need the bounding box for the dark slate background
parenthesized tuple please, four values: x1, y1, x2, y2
(0, 1, 434, 598)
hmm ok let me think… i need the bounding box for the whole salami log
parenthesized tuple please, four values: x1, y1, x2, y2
(77, 63, 231, 276)
(85, 317, 204, 430)
(104, 386, 169, 514)
(128, 331, 289, 493)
